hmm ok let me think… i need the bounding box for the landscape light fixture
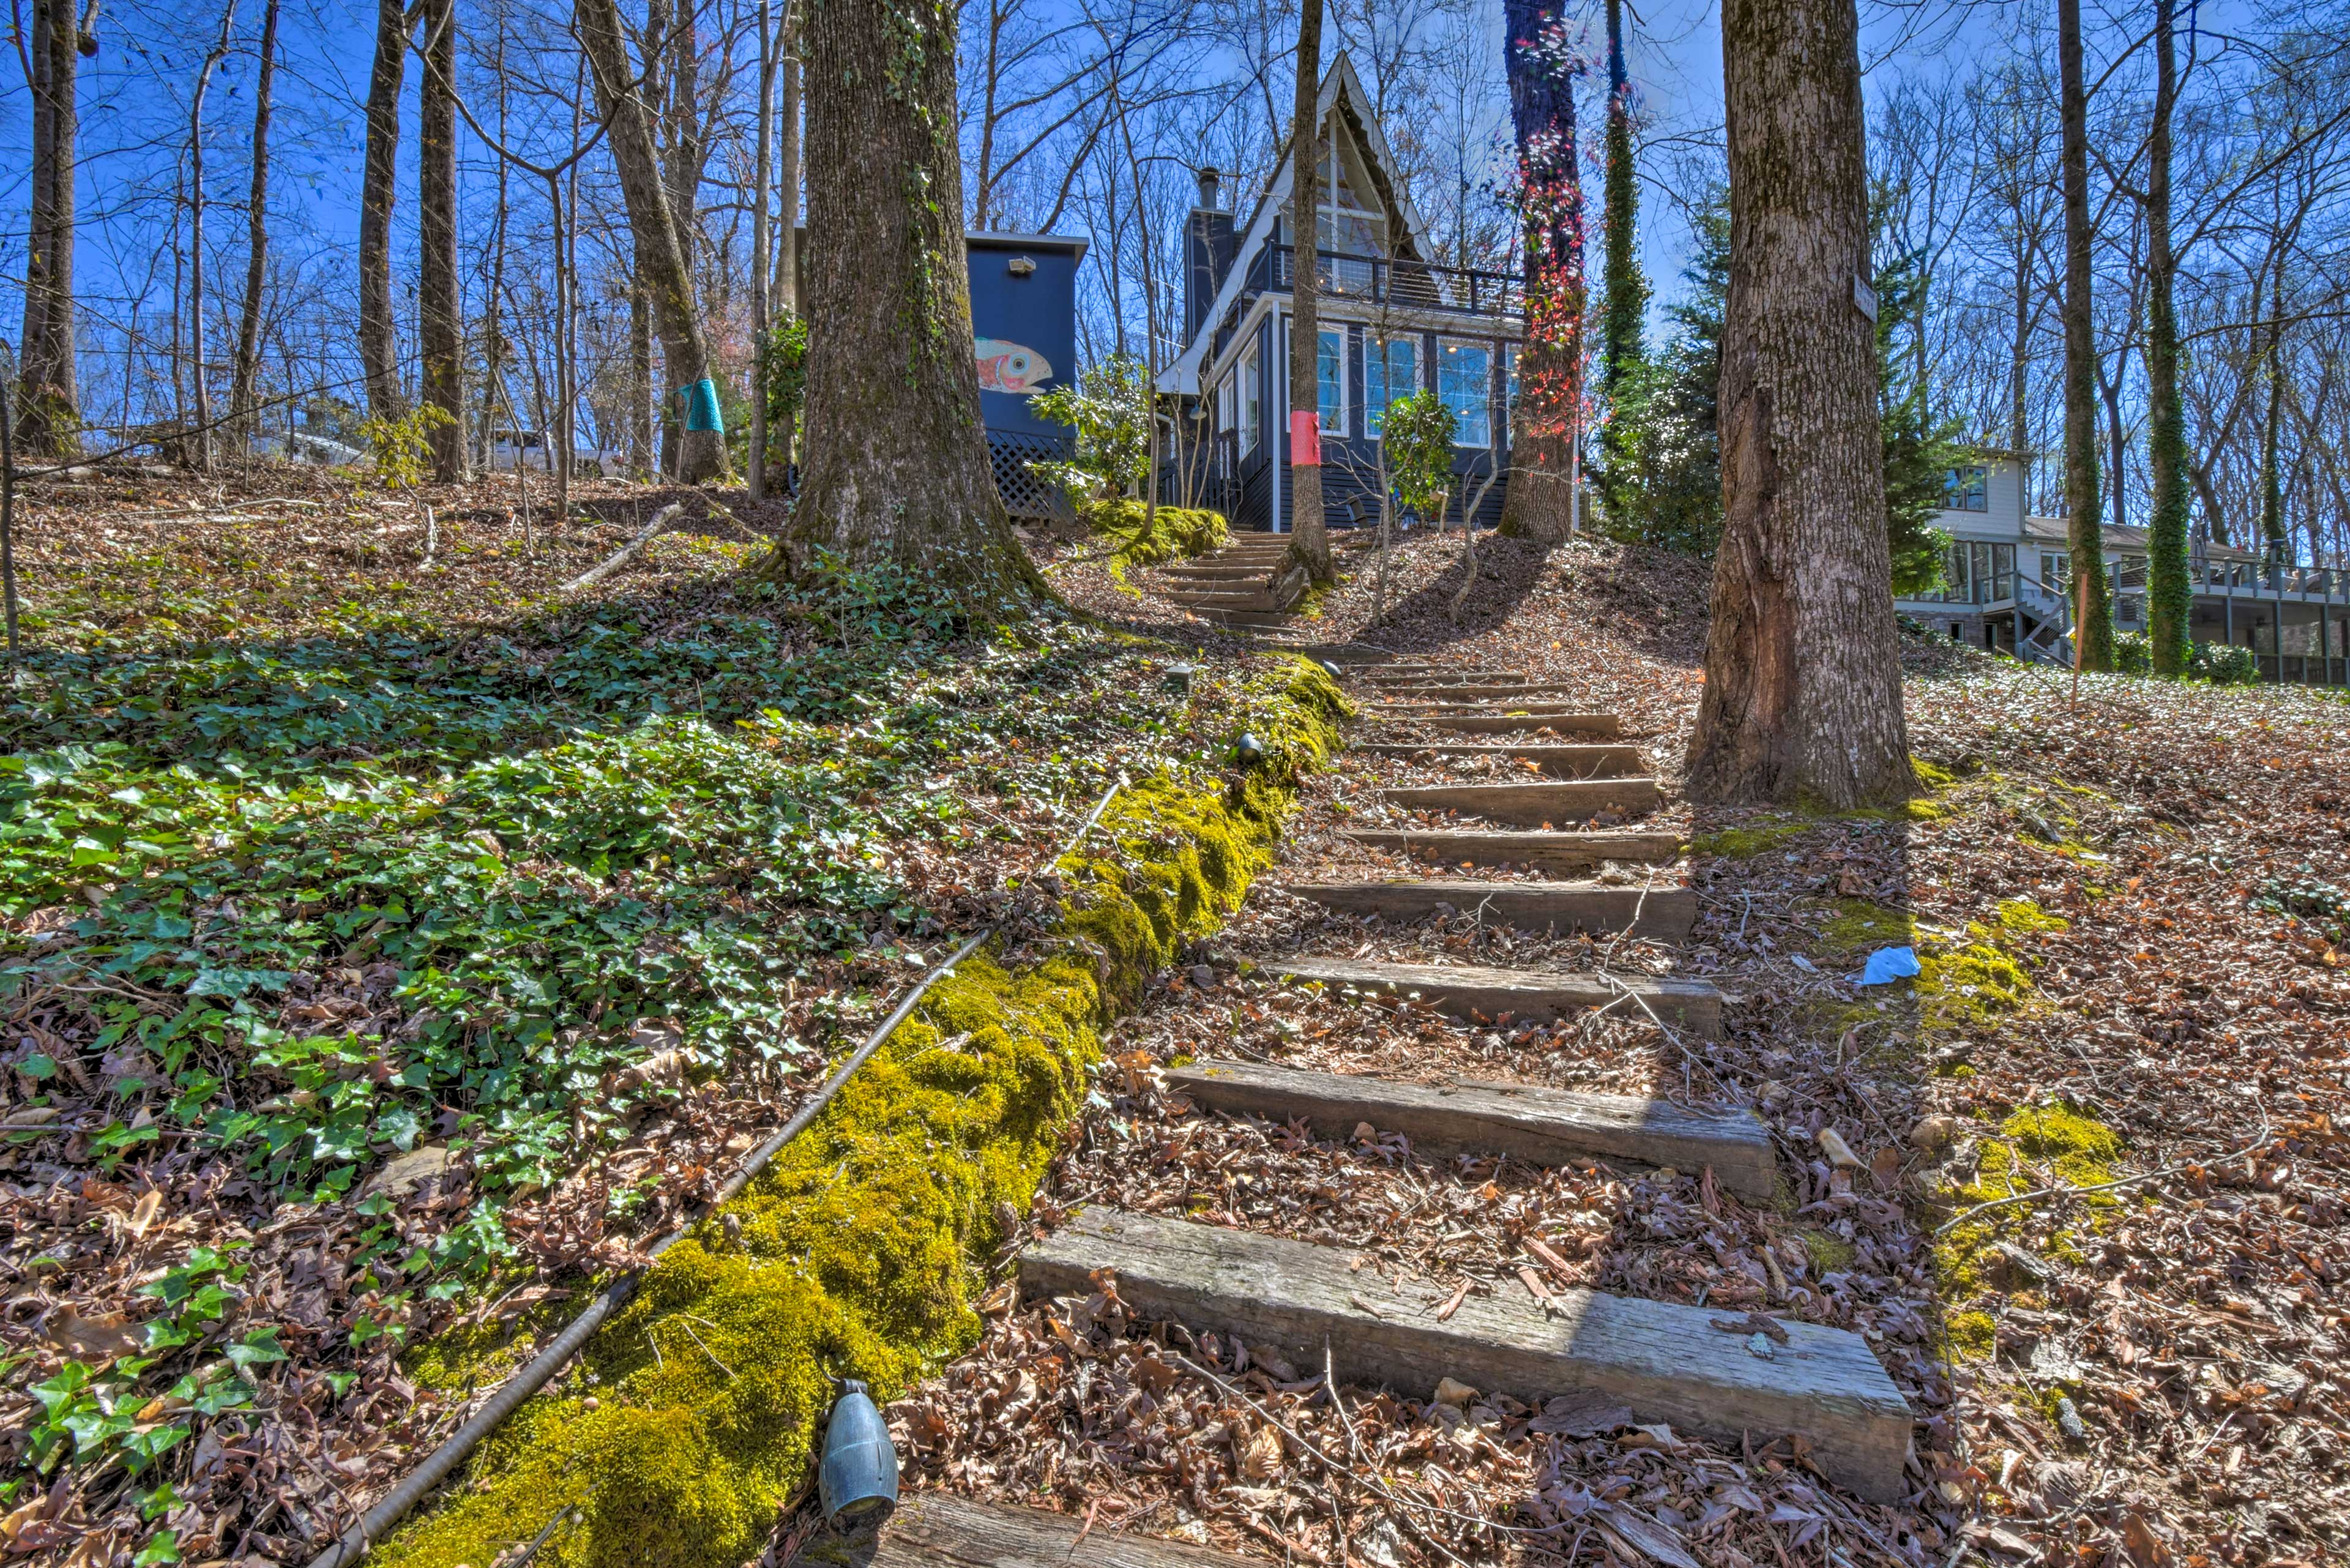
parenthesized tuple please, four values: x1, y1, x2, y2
(818, 1380, 900, 1528)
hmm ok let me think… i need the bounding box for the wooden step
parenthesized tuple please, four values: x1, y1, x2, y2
(793, 1491, 1251, 1566)
(1346, 827, 1681, 872)
(1297, 643, 1398, 664)
(1162, 565, 1272, 581)
(1191, 608, 1297, 629)
(1382, 778, 1662, 824)
(1401, 713, 1627, 737)
(1366, 672, 1531, 689)
(1368, 700, 1619, 720)
(1267, 954, 1721, 1035)
(1166, 1057, 1769, 1197)
(1021, 1209, 1914, 1503)
(1286, 878, 1695, 940)
(1380, 682, 1583, 701)
(1350, 742, 1644, 778)
(1171, 591, 1281, 611)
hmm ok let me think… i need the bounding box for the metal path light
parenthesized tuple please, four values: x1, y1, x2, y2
(819, 1379, 900, 1528)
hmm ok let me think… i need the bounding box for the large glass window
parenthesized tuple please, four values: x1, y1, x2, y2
(1239, 341, 1261, 457)
(1944, 465, 1988, 512)
(1364, 334, 1419, 437)
(1318, 328, 1344, 434)
(1438, 338, 1492, 447)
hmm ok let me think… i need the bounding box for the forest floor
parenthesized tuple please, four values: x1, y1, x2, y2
(0, 470, 2344, 1568)
(952, 526, 2350, 1567)
(0, 464, 1310, 1565)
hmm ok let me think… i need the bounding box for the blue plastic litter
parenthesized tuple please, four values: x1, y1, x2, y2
(1855, 945, 1922, 987)
(681, 378, 725, 434)
(818, 1379, 899, 1527)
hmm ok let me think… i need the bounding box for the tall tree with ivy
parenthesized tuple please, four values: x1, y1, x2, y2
(2056, 0, 2114, 669)
(1498, 0, 1584, 540)
(2143, 0, 2191, 674)
(1595, 0, 1647, 523)
(770, 0, 1044, 606)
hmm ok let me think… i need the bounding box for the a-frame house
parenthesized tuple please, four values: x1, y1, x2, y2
(1157, 55, 1526, 534)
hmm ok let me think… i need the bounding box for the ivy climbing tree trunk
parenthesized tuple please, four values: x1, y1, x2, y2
(1498, 0, 1581, 542)
(2056, 0, 2112, 670)
(358, 0, 407, 421)
(419, 0, 465, 480)
(1596, 0, 1645, 523)
(2144, 0, 2190, 675)
(230, 0, 278, 444)
(766, 0, 1042, 606)
(576, 0, 729, 483)
(1686, 0, 1911, 808)
(16, 0, 91, 456)
(1285, 0, 1331, 583)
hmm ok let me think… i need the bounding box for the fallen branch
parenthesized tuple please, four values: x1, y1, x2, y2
(561, 502, 684, 592)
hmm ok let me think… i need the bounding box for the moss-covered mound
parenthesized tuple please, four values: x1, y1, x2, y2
(376, 658, 1345, 1568)
(1080, 498, 1229, 569)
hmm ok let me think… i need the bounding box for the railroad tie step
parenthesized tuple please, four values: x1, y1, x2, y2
(1394, 712, 1627, 737)
(1165, 1057, 1770, 1198)
(1378, 681, 1585, 701)
(1285, 878, 1695, 941)
(1381, 778, 1662, 824)
(792, 1490, 1254, 1566)
(1349, 742, 1644, 778)
(1020, 1209, 1914, 1504)
(1344, 827, 1682, 873)
(1266, 954, 1721, 1036)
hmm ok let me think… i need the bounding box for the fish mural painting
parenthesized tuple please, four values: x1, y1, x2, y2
(974, 338, 1052, 395)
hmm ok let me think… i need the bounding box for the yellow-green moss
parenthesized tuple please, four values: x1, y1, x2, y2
(1993, 897, 2070, 934)
(1915, 930, 2034, 1032)
(1687, 814, 1811, 859)
(1081, 499, 1229, 570)
(1911, 759, 1956, 790)
(1816, 897, 1916, 953)
(1945, 1310, 1997, 1360)
(1933, 1103, 2122, 1304)
(375, 659, 1345, 1568)
(1796, 1227, 1856, 1274)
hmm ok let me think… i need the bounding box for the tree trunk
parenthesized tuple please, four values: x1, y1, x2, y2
(628, 280, 652, 474)
(2056, 0, 2112, 670)
(230, 0, 278, 445)
(1498, 0, 1581, 542)
(15, 0, 87, 455)
(1597, 0, 1646, 521)
(1285, 0, 1331, 581)
(2258, 250, 2286, 566)
(419, 0, 464, 480)
(359, 0, 408, 421)
(576, 0, 728, 482)
(750, 0, 775, 501)
(188, 1, 234, 471)
(777, 26, 800, 315)
(766, 0, 1042, 605)
(2143, 0, 2190, 675)
(1686, 0, 1909, 808)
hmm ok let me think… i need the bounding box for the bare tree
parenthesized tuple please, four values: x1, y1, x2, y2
(229, 0, 280, 444)
(15, 0, 99, 454)
(1285, 0, 1332, 578)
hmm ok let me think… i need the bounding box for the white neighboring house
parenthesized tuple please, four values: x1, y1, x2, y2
(489, 429, 629, 476)
(251, 430, 367, 467)
(1900, 450, 2350, 685)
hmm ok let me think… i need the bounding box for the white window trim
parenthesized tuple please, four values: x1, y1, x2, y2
(1239, 341, 1262, 458)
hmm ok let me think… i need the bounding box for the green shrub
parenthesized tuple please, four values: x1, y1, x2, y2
(2190, 640, 2260, 685)
(2112, 630, 2152, 674)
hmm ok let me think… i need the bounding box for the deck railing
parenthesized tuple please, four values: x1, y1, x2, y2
(1255, 244, 1523, 321)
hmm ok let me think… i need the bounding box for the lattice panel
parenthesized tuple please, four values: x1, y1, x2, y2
(988, 431, 1076, 523)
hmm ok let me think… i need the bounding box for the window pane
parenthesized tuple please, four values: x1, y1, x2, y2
(1365, 335, 1417, 436)
(1318, 329, 1343, 433)
(1944, 466, 1987, 512)
(1240, 345, 1261, 457)
(1439, 338, 1491, 447)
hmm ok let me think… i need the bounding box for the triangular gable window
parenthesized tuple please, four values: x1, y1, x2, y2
(1313, 117, 1385, 258)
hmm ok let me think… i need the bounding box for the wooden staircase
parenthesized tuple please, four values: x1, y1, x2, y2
(854, 655, 1916, 1562)
(1156, 534, 1307, 632)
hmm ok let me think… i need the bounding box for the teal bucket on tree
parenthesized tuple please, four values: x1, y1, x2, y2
(681, 378, 725, 435)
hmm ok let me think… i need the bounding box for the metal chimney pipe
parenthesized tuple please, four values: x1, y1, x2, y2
(1196, 164, 1222, 211)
